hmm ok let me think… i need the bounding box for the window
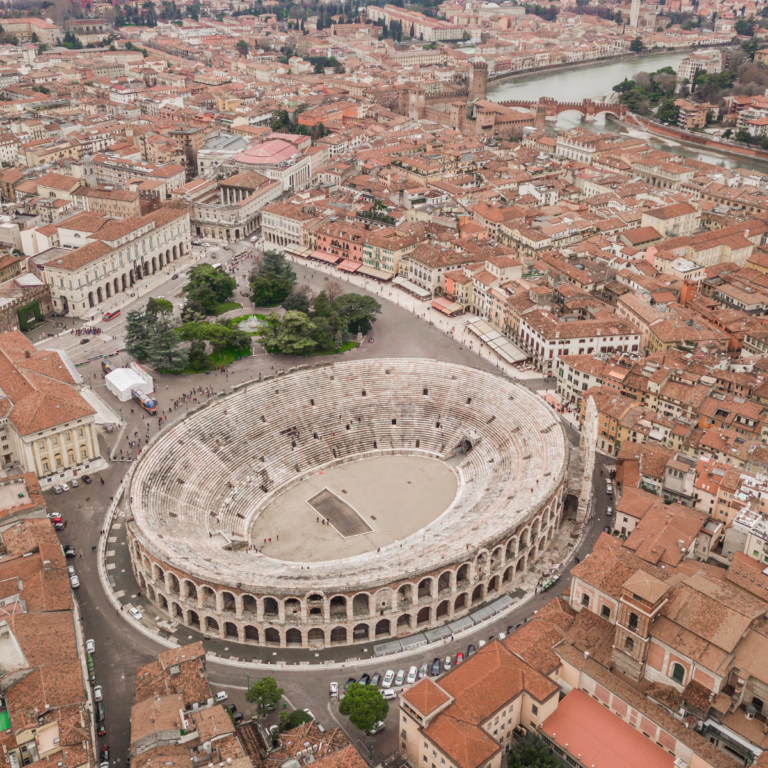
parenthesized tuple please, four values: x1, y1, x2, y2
(581, 593, 590, 608)
(671, 663, 685, 684)
(531, 704, 538, 716)
(625, 637, 634, 652)
(601, 605, 611, 620)
(628, 612, 638, 631)
(38, 440, 45, 449)
(52, 436, 58, 447)
(42, 462, 49, 473)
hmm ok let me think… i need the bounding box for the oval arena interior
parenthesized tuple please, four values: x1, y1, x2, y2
(125, 359, 569, 650)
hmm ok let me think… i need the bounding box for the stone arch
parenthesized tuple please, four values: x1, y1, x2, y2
(487, 576, 499, 594)
(330, 626, 347, 645)
(503, 566, 513, 584)
(353, 623, 369, 641)
(263, 597, 278, 617)
(397, 584, 412, 606)
(201, 585, 216, 608)
(330, 595, 347, 619)
(506, 538, 517, 559)
(284, 597, 301, 618)
(88, 292, 94, 308)
(353, 593, 370, 617)
(173, 245, 178, 260)
(417, 578, 433, 599)
(307, 593, 324, 616)
(265, 628, 280, 645)
(397, 614, 412, 630)
(158, 593, 168, 611)
(286, 628, 302, 646)
(454, 593, 467, 611)
(516, 554, 526, 572)
(416, 606, 430, 625)
(472, 584, 484, 603)
(205, 616, 219, 633)
(105, 283, 111, 299)
(185, 581, 198, 602)
(244, 625, 259, 644)
(374, 588, 393, 614)
(222, 591, 236, 611)
(375, 619, 391, 637)
(437, 571, 452, 594)
(308, 627, 325, 648)
(242, 595, 257, 614)
(520, 528, 530, 547)
(122, 273, 127, 291)
(171, 602, 183, 620)
(457, 563, 470, 584)
(151, 256, 157, 274)
(188, 610, 200, 628)
(146, 584, 155, 602)
(113, 277, 119, 295)
(97, 287, 103, 303)
(436, 600, 449, 619)
(491, 546, 503, 568)
(152, 563, 164, 582)
(224, 621, 239, 639)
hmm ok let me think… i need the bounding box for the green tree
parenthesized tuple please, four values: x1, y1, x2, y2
(146, 297, 174, 316)
(124, 308, 152, 361)
(508, 736, 559, 768)
(250, 252, 296, 306)
(311, 290, 333, 319)
(181, 298, 206, 323)
(235, 38, 249, 57)
(187, 339, 208, 371)
(735, 17, 755, 35)
(258, 310, 318, 355)
(283, 284, 312, 313)
(184, 263, 235, 311)
(147, 314, 187, 373)
(338, 683, 388, 732)
(630, 36, 644, 52)
(245, 677, 284, 717)
(657, 99, 679, 124)
(723, 128, 733, 139)
(332, 293, 381, 335)
(280, 709, 313, 731)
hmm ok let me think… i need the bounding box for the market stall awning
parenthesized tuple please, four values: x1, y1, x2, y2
(338, 259, 361, 273)
(431, 297, 464, 316)
(357, 265, 394, 281)
(393, 275, 432, 301)
(465, 317, 528, 364)
(310, 250, 341, 264)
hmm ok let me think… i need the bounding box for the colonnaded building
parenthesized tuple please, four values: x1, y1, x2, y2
(122, 359, 569, 649)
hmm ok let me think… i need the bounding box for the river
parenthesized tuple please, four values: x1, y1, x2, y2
(487, 51, 768, 173)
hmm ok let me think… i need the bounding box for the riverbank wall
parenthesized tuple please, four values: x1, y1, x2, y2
(486, 44, 731, 90)
(623, 112, 768, 163)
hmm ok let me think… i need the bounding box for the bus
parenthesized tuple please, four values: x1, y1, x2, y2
(101, 360, 115, 375)
(103, 310, 121, 321)
(132, 390, 157, 415)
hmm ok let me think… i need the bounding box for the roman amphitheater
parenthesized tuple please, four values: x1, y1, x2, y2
(125, 359, 569, 650)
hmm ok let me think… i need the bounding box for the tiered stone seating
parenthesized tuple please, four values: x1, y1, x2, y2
(130, 359, 568, 602)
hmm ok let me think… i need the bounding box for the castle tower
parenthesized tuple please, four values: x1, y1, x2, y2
(469, 60, 488, 101)
(398, 86, 425, 120)
(630, 0, 641, 28)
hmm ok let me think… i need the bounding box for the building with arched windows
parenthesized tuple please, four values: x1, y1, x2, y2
(123, 358, 568, 650)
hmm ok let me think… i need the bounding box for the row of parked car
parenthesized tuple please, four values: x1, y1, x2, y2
(52, 475, 92, 494)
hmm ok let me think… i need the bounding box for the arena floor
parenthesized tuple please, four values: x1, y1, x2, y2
(249, 455, 458, 562)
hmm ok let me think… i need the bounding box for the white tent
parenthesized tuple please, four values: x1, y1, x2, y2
(105, 368, 150, 402)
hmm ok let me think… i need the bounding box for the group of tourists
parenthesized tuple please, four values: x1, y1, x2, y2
(72, 326, 102, 336)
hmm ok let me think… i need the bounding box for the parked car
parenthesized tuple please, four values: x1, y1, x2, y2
(382, 670, 395, 689)
(467, 644, 476, 657)
(171, 274, 179, 280)
(478, 639, 486, 649)
(394, 669, 405, 687)
(419, 662, 429, 679)
(345, 677, 356, 693)
(224, 704, 237, 714)
(431, 658, 441, 676)
(54, 522, 65, 531)
(70, 479, 79, 488)
(192, 240, 202, 246)
(60, 483, 70, 492)
(329, 682, 338, 697)
(97, 724, 106, 738)
(52, 485, 63, 494)
(443, 656, 453, 672)
(359, 673, 370, 686)
(95, 702, 105, 723)
(69, 574, 80, 588)
(80, 338, 90, 345)
(507, 626, 515, 636)
(82, 475, 92, 484)
(406, 666, 418, 685)
(382, 690, 396, 700)
(93, 686, 103, 702)
(603, 525, 611, 533)
(606, 506, 613, 517)
(455, 652, 464, 665)
(100, 746, 109, 761)
(86, 639, 95, 654)
(367, 721, 385, 736)
(48, 512, 62, 522)
(128, 607, 143, 621)
(67, 565, 75, 577)
(370, 673, 381, 687)
(64, 545, 75, 558)
(100, 760, 108, 768)
(233, 712, 244, 723)
(215, 691, 227, 703)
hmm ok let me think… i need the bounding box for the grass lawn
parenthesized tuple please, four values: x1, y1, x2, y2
(314, 341, 359, 356)
(229, 313, 266, 326)
(211, 301, 242, 315)
(182, 345, 252, 374)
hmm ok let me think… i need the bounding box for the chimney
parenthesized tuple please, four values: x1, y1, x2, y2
(24, 350, 30, 359)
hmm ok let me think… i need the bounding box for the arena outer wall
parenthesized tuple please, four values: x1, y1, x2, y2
(124, 359, 569, 650)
